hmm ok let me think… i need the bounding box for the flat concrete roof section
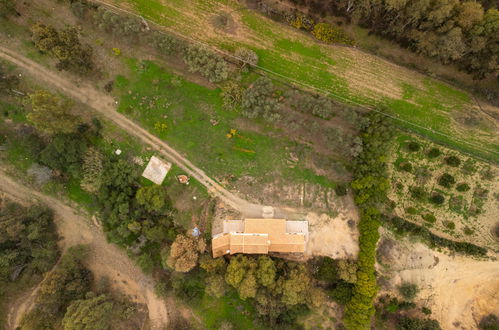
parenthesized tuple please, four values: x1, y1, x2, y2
(142, 156, 171, 185)
(212, 219, 308, 257)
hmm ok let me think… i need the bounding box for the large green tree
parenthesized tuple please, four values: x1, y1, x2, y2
(135, 184, 170, 212)
(28, 90, 79, 135)
(62, 294, 114, 330)
(31, 24, 93, 74)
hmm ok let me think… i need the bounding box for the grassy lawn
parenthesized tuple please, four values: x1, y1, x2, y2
(192, 289, 262, 329)
(114, 59, 338, 190)
(107, 0, 499, 162)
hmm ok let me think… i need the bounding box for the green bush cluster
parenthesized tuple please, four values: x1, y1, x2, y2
(312, 22, 353, 45)
(150, 31, 183, 56)
(429, 193, 445, 205)
(421, 213, 437, 224)
(199, 255, 324, 325)
(241, 77, 279, 121)
(399, 162, 412, 172)
(183, 45, 229, 83)
(345, 113, 394, 328)
(410, 186, 426, 201)
(31, 23, 93, 74)
(427, 148, 441, 158)
(385, 216, 487, 256)
(287, 90, 336, 119)
(444, 221, 455, 230)
(0, 202, 59, 284)
(456, 183, 470, 192)
(335, 184, 348, 196)
(406, 141, 420, 152)
(438, 173, 455, 188)
(398, 283, 419, 300)
(445, 155, 461, 167)
(93, 7, 142, 39)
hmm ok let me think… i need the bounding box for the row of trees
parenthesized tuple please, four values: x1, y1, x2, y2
(198, 254, 325, 325)
(285, 0, 498, 79)
(385, 215, 487, 256)
(344, 113, 394, 328)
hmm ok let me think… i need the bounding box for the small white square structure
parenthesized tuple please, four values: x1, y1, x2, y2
(142, 156, 171, 185)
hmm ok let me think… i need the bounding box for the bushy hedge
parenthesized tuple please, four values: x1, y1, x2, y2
(183, 45, 228, 83)
(312, 22, 353, 45)
(385, 216, 487, 257)
(344, 113, 394, 329)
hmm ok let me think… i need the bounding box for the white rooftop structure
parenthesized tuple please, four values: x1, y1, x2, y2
(142, 156, 171, 185)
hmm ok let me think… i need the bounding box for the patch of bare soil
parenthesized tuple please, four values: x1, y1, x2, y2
(377, 230, 499, 329)
(305, 195, 359, 260)
(0, 171, 169, 330)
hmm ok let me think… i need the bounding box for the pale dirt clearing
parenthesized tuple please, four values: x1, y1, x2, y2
(377, 230, 499, 330)
(0, 170, 169, 330)
(304, 196, 359, 260)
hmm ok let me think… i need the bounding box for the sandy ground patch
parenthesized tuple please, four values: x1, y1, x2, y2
(305, 202, 359, 260)
(377, 230, 499, 329)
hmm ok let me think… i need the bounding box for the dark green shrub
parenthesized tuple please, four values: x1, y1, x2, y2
(335, 184, 348, 196)
(93, 7, 142, 39)
(438, 173, 455, 188)
(445, 156, 461, 167)
(422, 307, 432, 315)
(410, 186, 426, 201)
(422, 214, 436, 223)
(312, 23, 352, 44)
(150, 31, 181, 56)
(400, 162, 412, 172)
(456, 183, 470, 192)
(241, 77, 278, 120)
(385, 216, 487, 256)
(398, 282, 418, 300)
(315, 257, 338, 283)
(406, 207, 418, 215)
(429, 193, 445, 205)
(183, 45, 228, 83)
(406, 141, 420, 152)
(443, 221, 455, 230)
(427, 148, 441, 158)
(398, 301, 416, 310)
(463, 226, 474, 235)
(329, 281, 353, 305)
(396, 316, 440, 330)
(479, 314, 499, 330)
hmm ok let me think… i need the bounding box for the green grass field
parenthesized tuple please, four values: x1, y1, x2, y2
(114, 59, 339, 190)
(108, 0, 499, 162)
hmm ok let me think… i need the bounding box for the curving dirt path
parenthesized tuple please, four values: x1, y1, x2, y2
(0, 45, 300, 219)
(0, 170, 169, 330)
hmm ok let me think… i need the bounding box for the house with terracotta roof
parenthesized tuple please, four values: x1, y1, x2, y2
(212, 219, 308, 257)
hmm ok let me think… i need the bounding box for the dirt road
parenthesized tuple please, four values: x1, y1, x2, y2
(0, 171, 169, 330)
(0, 45, 302, 219)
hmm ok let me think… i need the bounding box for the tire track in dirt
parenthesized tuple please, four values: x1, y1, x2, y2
(0, 171, 168, 330)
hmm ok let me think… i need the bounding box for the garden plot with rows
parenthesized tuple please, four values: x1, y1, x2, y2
(388, 133, 498, 250)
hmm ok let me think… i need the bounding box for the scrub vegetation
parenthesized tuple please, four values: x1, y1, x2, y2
(0, 0, 497, 329)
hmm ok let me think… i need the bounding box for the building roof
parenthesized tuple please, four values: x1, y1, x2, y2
(212, 219, 307, 257)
